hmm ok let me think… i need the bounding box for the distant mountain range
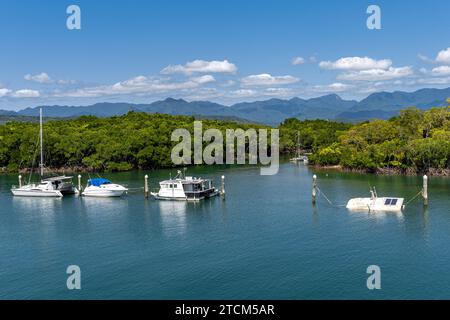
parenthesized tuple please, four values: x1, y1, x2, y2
(2, 87, 450, 125)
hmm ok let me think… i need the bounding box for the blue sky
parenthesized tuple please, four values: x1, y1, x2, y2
(0, 0, 449, 110)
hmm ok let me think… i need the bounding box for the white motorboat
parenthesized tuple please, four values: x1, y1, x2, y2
(11, 181, 63, 197)
(11, 108, 64, 198)
(151, 170, 220, 201)
(346, 188, 404, 212)
(81, 178, 128, 197)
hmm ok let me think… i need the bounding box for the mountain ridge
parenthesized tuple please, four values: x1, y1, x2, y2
(2, 87, 449, 125)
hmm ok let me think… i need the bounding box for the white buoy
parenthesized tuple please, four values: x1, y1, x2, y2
(422, 175, 428, 206)
(312, 174, 317, 205)
(144, 174, 149, 198)
(18, 175, 22, 188)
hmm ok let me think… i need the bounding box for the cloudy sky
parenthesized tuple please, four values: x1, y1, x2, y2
(1, 0, 449, 110)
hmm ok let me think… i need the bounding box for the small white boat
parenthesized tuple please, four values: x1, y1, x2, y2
(11, 181, 63, 197)
(290, 155, 309, 163)
(151, 170, 220, 201)
(290, 131, 309, 164)
(81, 178, 128, 197)
(346, 188, 404, 212)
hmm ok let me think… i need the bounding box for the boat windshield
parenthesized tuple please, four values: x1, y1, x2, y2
(88, 178, 112, 186)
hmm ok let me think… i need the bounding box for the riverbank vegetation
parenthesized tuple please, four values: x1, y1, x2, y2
(280, 102, 450, 175)
(0, 113, 267, 172)
(0, 102, 449, 175)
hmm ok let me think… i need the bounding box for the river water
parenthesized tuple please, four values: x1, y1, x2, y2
(0, 162, 449, 299)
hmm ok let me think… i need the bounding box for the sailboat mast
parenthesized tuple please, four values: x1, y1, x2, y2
(39, 108, 43, 177)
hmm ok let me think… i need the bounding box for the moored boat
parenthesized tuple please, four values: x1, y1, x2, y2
(11, 108, 64, 198)
(82, 178, 128, 197)
(346, 188, 404, 212)
(11, 181, 63, 197)
(151, 170, 220, 201)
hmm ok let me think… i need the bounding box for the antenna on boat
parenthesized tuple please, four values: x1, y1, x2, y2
(39, 108, 44, 177)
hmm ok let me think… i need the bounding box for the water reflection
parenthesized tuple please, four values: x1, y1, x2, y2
(12, 197, 62, 216)
(158, 201, 188, 236)
(80, 196, 129, 214)
(346, 208, 405, 221)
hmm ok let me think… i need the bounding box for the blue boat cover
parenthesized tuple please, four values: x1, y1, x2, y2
(88, 178, 112, 186)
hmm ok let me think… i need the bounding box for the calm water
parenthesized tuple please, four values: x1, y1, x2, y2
(0, 162, 449, 299)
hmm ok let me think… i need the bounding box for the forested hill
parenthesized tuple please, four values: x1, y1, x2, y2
(0, 105, 449, 175)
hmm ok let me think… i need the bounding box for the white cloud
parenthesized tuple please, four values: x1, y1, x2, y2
(161, 59, 237, 75)
(291, 57, 305, 65)
(24, 72, 76, 85)
(241, 73, 299, 86)
(228, 89, 256, 98)
(431, 65, 450, 76)
(416, 77, 450, 85)
(319, 56, 392, 71)
(24, 72, 53, 84)
(418, 53, 434, 64)
(313, 82, 352, 93)
(57, 75, 215, 98)
(436, 48, 450, 65)
(190, 75, 215, 84)
(12, 89, 40, 98)
(337, 66, 413, 81)
(0, 88, 12, 97)
(57, 79, 76, 85)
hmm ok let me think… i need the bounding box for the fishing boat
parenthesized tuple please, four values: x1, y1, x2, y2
(346, 187, 404, 212)
(11, 109, 66, 198)
(81, 178, 128, 197)
(151, 170, 220, 201)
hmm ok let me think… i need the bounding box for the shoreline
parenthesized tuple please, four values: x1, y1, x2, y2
(310, 164, 450, 177)
(2, 163, 450, 177)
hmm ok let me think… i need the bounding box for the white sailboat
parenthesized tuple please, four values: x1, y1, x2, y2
(290, 131, 309, 163)
(11, 109, 63, 197)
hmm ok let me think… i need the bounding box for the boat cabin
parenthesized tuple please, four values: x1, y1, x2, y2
(153, 172, 219, 201)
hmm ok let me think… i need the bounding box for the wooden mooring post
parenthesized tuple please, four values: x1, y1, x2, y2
(221, 175, 225, 199)
(144, 174, 149, 199)
(422, 175, 428, 207)
(312, 174, 317, 205)
(77, 175, 82, 196)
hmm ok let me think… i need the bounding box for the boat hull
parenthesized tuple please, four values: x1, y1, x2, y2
(82, 190, 126, 197)
(152, 190, 220, 201)
(346, 197, 404, 212)
(11, 189, 63, 197)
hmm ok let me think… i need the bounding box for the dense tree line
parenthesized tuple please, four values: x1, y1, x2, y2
(0, 112, 267, 172)
(279, 104, 450, 174)
(1, 103, 449, 174)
